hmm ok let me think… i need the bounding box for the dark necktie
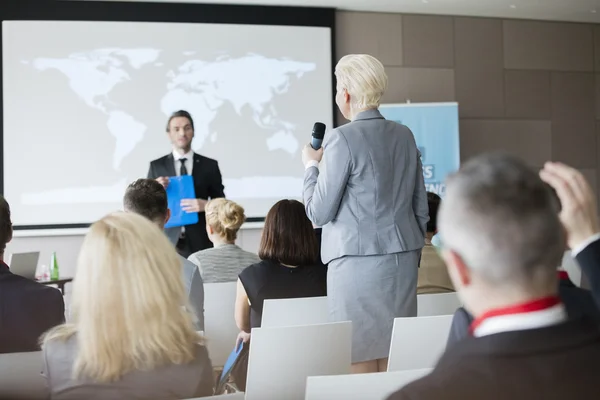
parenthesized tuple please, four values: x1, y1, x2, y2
(179, 158, 188, 176)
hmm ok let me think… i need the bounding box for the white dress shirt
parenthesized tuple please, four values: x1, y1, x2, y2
(571, 233, 600, 258)
(473, 303, 567, 338)
(305, 160, 319, 170)
(173, 150, 194, 176)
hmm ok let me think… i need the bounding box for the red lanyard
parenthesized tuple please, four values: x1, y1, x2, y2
(469, 296, 561, 335)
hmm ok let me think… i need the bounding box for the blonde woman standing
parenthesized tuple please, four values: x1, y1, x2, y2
(302, 54, 429, 373)
(188, 198, 260, 283)
(41, 212, 214, 399)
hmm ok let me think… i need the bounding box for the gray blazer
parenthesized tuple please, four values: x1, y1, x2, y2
(43, 336, 214, 399)
(180, 255, 205, 332)
(303, 109, 429, 264)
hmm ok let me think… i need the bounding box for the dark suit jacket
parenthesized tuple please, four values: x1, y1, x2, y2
(148, 152, 225, 253)
(446, 275, 600, 347)
(387, 318, 600, 400)
(0, 262, 65, 354)
(575, 238, 600, 310)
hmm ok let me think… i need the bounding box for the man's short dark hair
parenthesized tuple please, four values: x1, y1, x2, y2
(427, 192, 441, 233)
(258, 199, 318, 266)
(166, 110, 194, 132)
(123, 179, 168, 223)
(0, 196, 12, 254)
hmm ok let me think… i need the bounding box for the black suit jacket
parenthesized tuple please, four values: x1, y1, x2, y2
(0, 262, 65, 354)
(387, 318, 600, 400)
(148, 152, 225, 253)
(574, 237, 600, 310)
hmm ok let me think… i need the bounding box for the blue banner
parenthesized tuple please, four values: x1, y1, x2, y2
(379, 102, 460, 196)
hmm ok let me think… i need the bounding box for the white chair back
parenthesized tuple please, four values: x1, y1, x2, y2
(261, 296, 328, 327)
(417, 292, 461, 316)
(0, 351, 47, 399)
(246, 322, 351, 400)
(204, 281, 239, 367)
(388, 315, 453, 372)
(305, 368, 432, 400)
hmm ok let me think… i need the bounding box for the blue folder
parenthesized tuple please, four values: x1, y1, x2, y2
(164, 175, 199, 228)
(215, 340, 248, 394)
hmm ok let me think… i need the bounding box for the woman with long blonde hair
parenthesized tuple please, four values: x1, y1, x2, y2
(41, 212, 213, 399)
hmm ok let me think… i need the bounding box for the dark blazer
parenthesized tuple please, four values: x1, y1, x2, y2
(574, 238, 600, 309)
(387, 318, 600, 400)
(0, 262, 65, 354)
(446, 274, 600, 347)
(148, 152, 225, 253)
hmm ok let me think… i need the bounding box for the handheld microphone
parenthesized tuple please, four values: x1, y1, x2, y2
(311, 122, 326, 150)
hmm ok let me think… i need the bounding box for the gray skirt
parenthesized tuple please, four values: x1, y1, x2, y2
(328, 251, 419, 363)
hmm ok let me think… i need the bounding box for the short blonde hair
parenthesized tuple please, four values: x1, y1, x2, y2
(205, 198, 245, 242)
(335, 54, 388, 109)
(42, 212, 202, 382)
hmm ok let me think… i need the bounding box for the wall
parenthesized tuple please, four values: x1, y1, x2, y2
(8, 11, 598, 287)
(336, 12, 600, 199)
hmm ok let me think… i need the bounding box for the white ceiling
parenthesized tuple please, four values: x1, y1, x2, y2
(99, 0, 600, 24)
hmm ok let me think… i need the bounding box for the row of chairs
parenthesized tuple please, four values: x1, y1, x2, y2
(0, 288, 459, 399)
(231, 316, 452, 400)
(202, 368, 431, 400)
(201, 289, 459, 399)
(206, 282, 461, 367)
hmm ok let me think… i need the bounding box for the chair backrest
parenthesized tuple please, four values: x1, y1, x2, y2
(305, 368, 432, 400)
(261, 296, 328, 328)
(417, 293, 461, 316)
(387, 315, 453, 372)
(204, 281, 239, 367)
(245, 322, 351, 400)
(0, 351, 47, 399)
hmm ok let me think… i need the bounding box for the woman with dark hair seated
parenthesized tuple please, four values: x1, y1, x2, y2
(230, 200, 327, 389)
(235, 199, 327, 335)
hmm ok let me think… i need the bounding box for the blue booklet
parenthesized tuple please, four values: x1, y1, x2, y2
(164, 175, 199, 228)
(215, 340, 248, 394)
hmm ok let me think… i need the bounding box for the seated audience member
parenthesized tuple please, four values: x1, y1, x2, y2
(387, 154, 600, 400)
(235, 199, 328, 333)
(231, 200, 327, 390)
(417, 192, 454, 294)
(123, 179, 205, 331)
(188, 198, 260, 283)
(446, 163, 600, 346)
(41, 212, 213, 399)
(0, 195, 64, 354)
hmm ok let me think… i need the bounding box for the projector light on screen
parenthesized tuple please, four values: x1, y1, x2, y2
(2, 20, 333, 226)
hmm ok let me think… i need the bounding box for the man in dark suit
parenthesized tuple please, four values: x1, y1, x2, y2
(387, 155, 600, 400)
(148, 110, 225, 257)
(447, 165, 600, 346)
(0, 196, 64, 354)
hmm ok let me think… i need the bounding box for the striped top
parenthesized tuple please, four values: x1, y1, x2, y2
(188, 244, 261, 283)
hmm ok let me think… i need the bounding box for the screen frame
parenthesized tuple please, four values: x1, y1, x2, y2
(0, 0, 336, 230)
